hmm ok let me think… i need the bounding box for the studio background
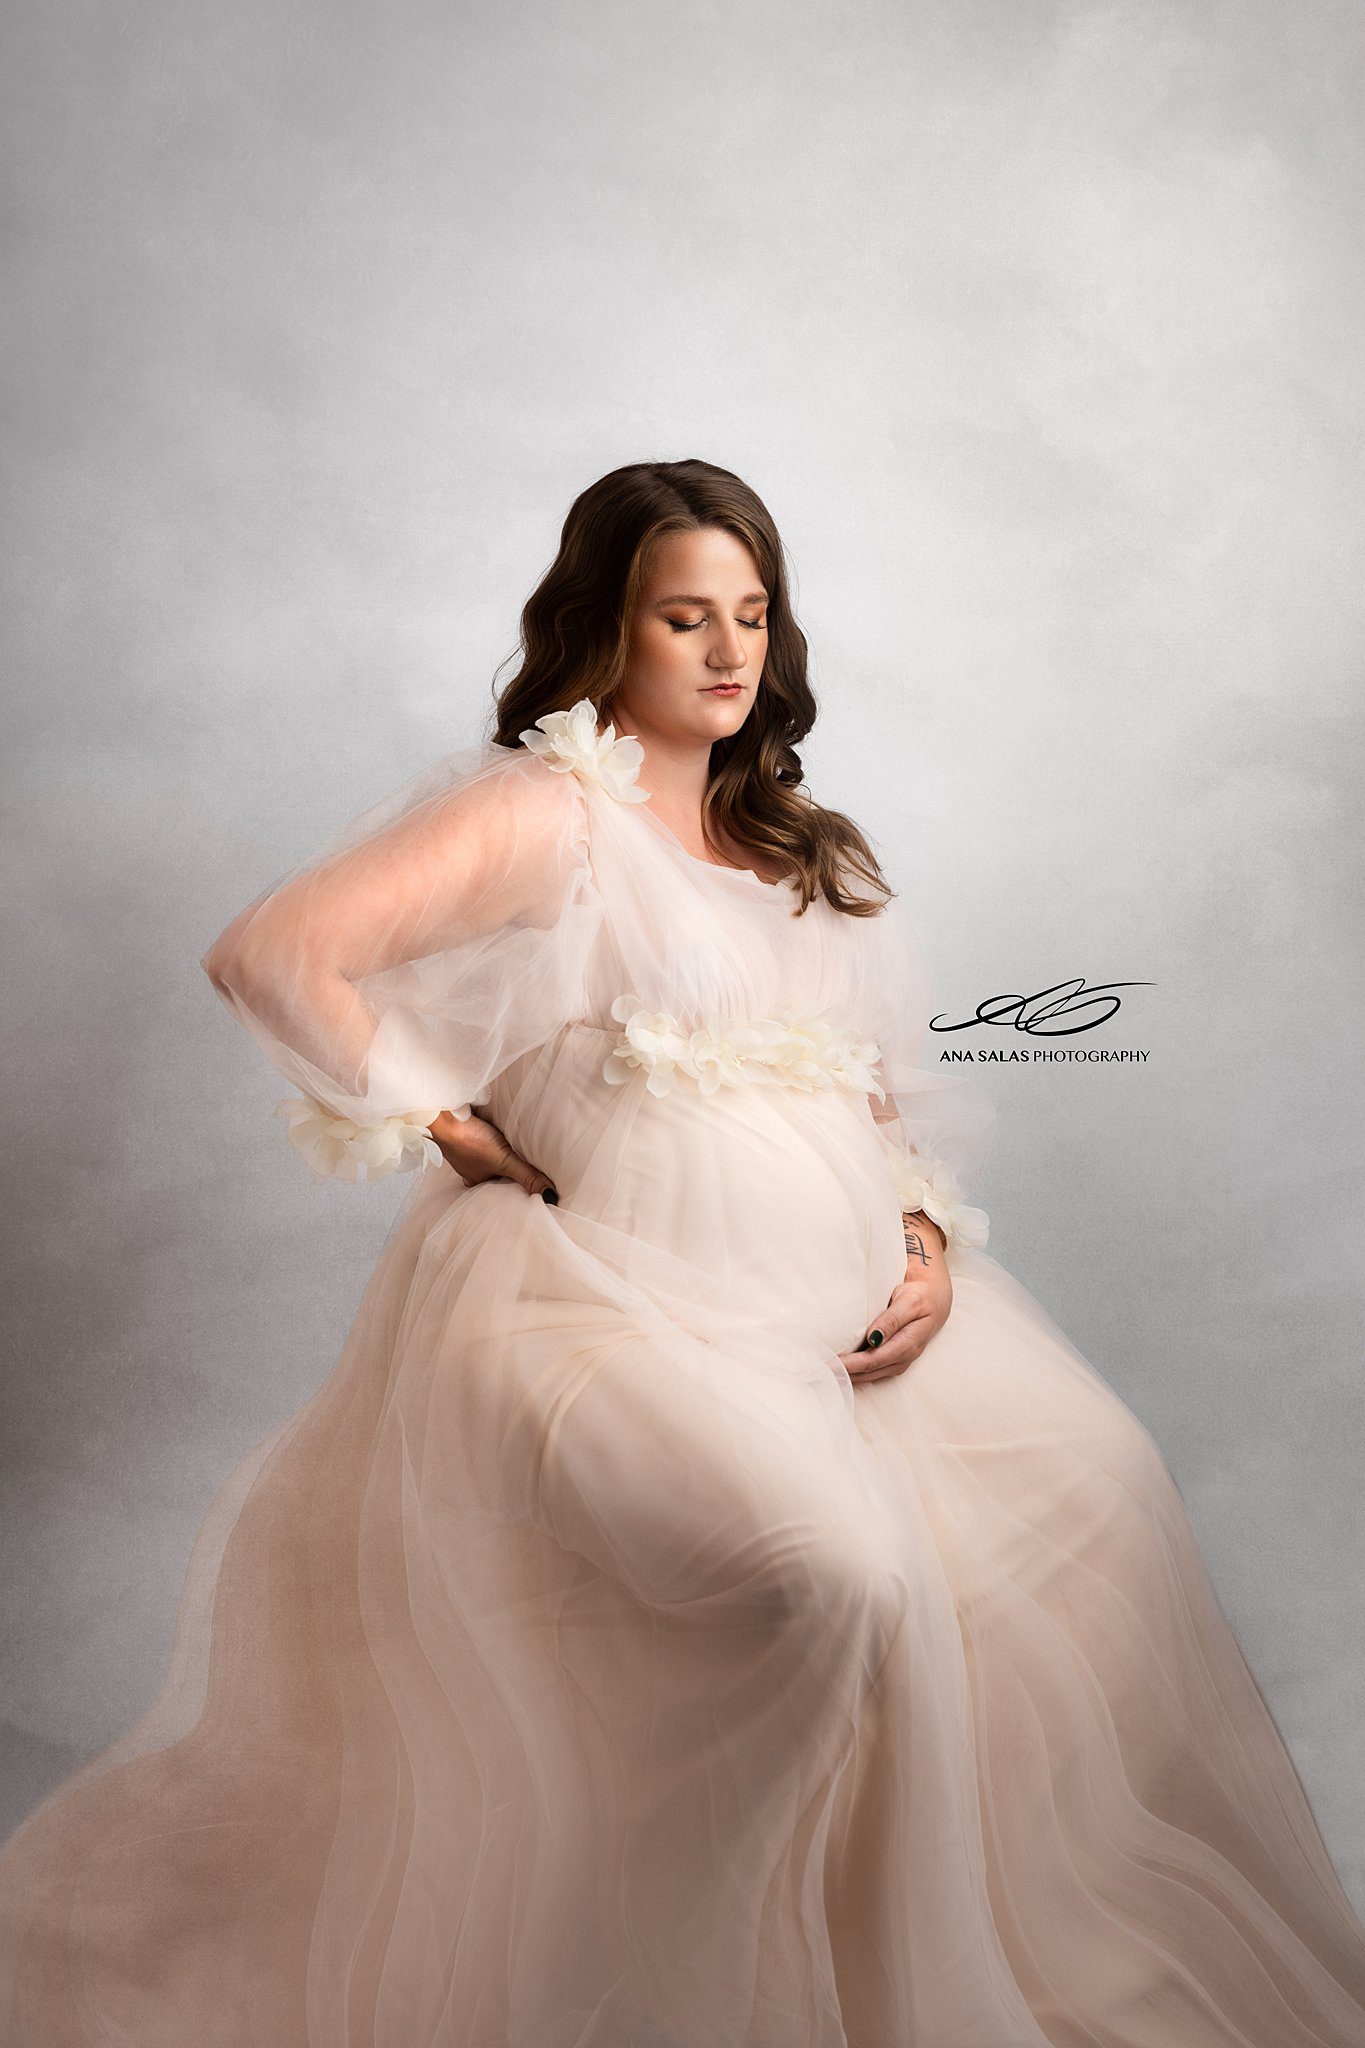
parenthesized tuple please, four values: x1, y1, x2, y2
(4, 0, 1362, 1904)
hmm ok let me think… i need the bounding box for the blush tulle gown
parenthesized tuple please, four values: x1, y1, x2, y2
(2, 699, 1363, 2048)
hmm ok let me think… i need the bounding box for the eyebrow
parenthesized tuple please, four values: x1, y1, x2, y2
(653, 592, 768, 607)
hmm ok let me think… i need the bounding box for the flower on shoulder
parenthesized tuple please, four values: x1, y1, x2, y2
(519, 697, 651, 805)
(275, 1095, 445, 1183)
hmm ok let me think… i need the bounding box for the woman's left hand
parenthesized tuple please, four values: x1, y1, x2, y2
(839, 1219, 953, 1386)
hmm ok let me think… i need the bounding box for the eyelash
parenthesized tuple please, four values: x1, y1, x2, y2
(666, 618, 767, 634)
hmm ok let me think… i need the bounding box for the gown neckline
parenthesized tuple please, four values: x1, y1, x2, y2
(630, 789, 793, 892)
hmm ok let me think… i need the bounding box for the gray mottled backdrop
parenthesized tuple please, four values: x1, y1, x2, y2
(3, 0, 1363, 1904)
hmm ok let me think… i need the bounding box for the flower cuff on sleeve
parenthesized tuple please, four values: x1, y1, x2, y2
(275, 1095, 465, 1184)
(878, 1130, 990, 1259)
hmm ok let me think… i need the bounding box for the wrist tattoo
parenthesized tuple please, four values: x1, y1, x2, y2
(902, 1208, 947, 1262)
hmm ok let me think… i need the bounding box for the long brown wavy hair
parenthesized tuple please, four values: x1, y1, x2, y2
(490, 459, 894, 917)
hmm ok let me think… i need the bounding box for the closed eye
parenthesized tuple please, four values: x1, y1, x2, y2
(667, 617, 767, 634)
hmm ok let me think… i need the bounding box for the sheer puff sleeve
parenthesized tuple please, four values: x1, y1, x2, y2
(863, 891, 995, 1262)
(201, 744, 601, 1183)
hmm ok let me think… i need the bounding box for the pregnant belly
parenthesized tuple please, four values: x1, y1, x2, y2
(493, 1032, 910, 1359)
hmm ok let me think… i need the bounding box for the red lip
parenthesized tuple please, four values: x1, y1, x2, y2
(704, 685, 743, 694)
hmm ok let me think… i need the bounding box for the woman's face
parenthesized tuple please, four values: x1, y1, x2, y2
(617, 525, 769, 744)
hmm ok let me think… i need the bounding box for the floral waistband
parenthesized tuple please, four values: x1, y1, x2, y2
(272, 1000, 884, 1186)
(599, 997, 884, 1101)
(270, 992, 988, 1262)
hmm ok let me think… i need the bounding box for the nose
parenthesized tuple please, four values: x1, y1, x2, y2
(707, 623, 748, 673)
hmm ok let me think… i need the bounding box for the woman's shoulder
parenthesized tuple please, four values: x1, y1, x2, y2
(420, 743, 593, 879)
(310, 739, 592, 890)
(401, 736, 592, 832)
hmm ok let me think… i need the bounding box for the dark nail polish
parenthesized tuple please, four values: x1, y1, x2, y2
(541, 1187, 559, 1205)
(867, 1328, 884, 1347)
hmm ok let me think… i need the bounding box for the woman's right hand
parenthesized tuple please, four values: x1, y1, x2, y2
(427, 1108, 558, 1201)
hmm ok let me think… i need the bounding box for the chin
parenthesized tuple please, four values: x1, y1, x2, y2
(697, 691, 750, 724)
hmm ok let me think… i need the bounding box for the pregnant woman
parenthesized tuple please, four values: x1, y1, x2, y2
(2, 458, 1363, 2047)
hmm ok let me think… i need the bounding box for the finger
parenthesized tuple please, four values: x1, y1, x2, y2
(856, 1294, 909, 1352)
(844, 1342, 917, 1383)
(839, 1308, 935, 1379)
(492, 1138, 558, 1201)
(850, 1360, 914, 1385)
(854, 1290, 934, 1357)
(435, 1122, 551, 1198)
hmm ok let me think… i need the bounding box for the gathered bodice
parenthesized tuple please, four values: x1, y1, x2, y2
(208, 697, 994, 1256)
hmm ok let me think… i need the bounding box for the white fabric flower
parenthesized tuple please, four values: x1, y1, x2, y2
(275, 1095, 447, 1184)
(687, 1018, 793, 1095)
(602, 999, 885, 1104)
(518, 697, 651, 804)
(878, 1130, 991, 1258)
(601, 993, 697, 1097)
(771, 1011, 885, 1097)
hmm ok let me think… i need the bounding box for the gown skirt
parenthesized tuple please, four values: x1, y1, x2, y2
(2, 723, 1363, 2046)
(0, 1045, 1363, 2048)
